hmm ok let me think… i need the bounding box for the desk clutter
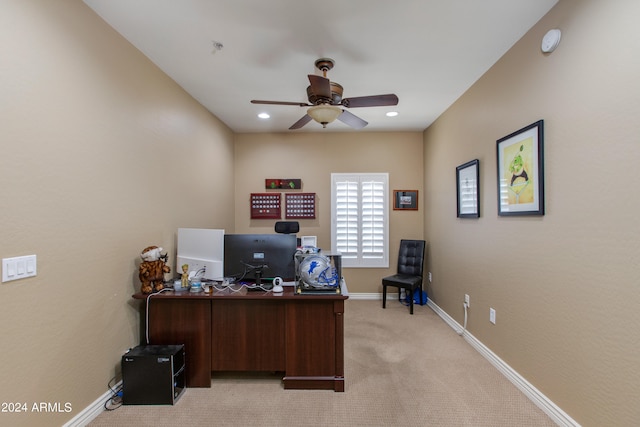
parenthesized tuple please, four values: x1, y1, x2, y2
(162, 250, 342, 295)
(138, 229, 343, 295)
(294, 251, 342, 294)
(138, 246, 171, 294)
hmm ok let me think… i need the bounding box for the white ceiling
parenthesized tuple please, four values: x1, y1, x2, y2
(83, 0, 558, 133)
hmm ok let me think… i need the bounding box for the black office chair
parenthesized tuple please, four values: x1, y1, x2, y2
(274, 221, 299, 234)
(275, 221, 301, 246)
(382, 239, 426, 314)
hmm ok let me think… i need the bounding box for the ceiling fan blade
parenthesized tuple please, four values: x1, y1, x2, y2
(251, 100, 310, 106)
(308, 75, 332, 100)
(337, 110, 368, 129)
(289, 114, 313, 130)
(341, 94, 399, 108)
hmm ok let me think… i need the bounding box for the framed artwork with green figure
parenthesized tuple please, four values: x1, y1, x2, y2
(496, 120, 544, 216)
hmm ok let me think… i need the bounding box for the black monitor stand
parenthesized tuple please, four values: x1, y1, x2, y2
(246, 265, 272, 291)
(254, 267, 263, 286)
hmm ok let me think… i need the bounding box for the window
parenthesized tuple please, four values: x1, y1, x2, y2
(331, 173, 389, 268)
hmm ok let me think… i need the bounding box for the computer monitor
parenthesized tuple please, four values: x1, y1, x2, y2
(177, 228, 225, 280)
(224, 234, 297, 284)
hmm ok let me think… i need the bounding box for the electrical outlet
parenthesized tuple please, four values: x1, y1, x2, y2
(464, 294, 470, 307)
(490, 308, 496, 324)
(428, 272, 432, 282)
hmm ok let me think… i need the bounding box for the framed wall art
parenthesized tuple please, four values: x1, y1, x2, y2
(250, 193, 281, 219)
(456, 159, 480, 218)
(265, 179, 302, 190)
(285, 193, 316, 219)
(393, 190, 418, 210)
(496, 120, 544, 216)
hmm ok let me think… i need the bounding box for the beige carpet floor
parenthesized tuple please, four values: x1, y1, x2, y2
(89, 299, 555, 426)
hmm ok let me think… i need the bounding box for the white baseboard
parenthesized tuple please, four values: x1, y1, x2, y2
(347, 292, 385, 300)
(71, 294, 579, 427)
(426, 299, 580, 427)
(63, 381, 121, 427)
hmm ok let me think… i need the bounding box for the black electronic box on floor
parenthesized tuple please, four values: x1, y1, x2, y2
(122, 344, 185, 405)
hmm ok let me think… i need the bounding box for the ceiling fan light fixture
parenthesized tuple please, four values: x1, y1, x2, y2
(251, 58, 398, 130)
(307, 104, 342, 127)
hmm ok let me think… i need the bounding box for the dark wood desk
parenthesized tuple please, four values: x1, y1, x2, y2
(134, 285, 347, 391)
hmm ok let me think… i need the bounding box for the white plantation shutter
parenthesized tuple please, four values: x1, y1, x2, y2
(335, 180, 359, 258)
(332, 173, 388, 268)
(361, 180, 385, 260)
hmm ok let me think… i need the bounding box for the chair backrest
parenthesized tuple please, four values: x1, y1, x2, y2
(397, 239, 426, 276)
(274, 221, 300, 234)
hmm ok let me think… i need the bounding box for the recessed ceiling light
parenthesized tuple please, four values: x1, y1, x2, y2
(386, 111, 398, 117)
(258, 113, 270, 119)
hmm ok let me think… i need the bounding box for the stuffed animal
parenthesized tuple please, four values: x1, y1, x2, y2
(138, 246, 171, 294)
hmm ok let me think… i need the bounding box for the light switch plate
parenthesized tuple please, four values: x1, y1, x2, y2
(2, 255, 37, 282)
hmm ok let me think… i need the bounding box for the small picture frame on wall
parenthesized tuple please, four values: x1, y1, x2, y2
(393, 190, 418, 210)
(265, 179, 302, 190)
(496, 120, 544, 216)
(456, 159, 480, 218)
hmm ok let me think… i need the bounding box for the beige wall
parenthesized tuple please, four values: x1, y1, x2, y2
(3, 0, 638, 426)
(234, 132, 424, 293)
(0, 1, 234, 426)
(424, 0, 640, 425)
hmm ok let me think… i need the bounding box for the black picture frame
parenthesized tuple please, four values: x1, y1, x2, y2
(456, 159, 480, 218)
(496, 120, 544, 216)
(393, 190, 418, 210)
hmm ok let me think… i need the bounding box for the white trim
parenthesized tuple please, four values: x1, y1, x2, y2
(426, 299, 580, 427)
(62, 381, 120, 427)
(73, 296, 579, 427)
(348, 292, 389, 300)
(350, 292, 578, 427)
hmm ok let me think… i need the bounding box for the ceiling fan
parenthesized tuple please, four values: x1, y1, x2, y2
(251, 58, 399, 130)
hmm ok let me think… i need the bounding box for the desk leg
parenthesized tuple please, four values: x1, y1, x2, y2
(334, 304, 345, 392)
